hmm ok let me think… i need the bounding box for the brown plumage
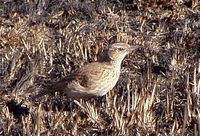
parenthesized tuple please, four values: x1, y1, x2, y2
(32, 43, 139, 100)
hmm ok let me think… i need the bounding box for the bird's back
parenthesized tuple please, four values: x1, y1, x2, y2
(64, 62, 121, 98)
(31, 61, 121, 99)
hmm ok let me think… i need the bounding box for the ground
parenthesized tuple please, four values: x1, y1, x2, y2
(0, 0, 200, 135)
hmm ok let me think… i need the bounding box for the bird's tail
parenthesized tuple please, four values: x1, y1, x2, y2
(30, 88, 48, 100)
(26, 84, 56, 101)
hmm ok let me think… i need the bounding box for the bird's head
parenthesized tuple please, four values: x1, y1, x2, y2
(106, 43, 137, 64)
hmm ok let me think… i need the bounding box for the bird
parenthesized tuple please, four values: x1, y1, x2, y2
(31, 43, 140, 100)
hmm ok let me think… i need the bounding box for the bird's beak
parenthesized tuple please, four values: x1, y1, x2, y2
(128, 46, 141, 52)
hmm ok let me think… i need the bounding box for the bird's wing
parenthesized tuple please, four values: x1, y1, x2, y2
(31, 62, 111, 99)
(67, 62, 111, 92)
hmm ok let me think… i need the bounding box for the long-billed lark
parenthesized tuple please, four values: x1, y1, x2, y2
(32, 43, 139, 100)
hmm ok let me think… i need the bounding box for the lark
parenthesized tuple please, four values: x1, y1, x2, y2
(32, 43, 139, 100)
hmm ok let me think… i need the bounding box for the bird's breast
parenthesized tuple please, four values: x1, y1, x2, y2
(93, 66, 120, 96)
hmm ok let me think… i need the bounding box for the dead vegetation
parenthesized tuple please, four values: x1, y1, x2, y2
(0, 0, 200, 135)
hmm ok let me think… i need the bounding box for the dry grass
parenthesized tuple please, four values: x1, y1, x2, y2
(0, 0, 200, 135)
